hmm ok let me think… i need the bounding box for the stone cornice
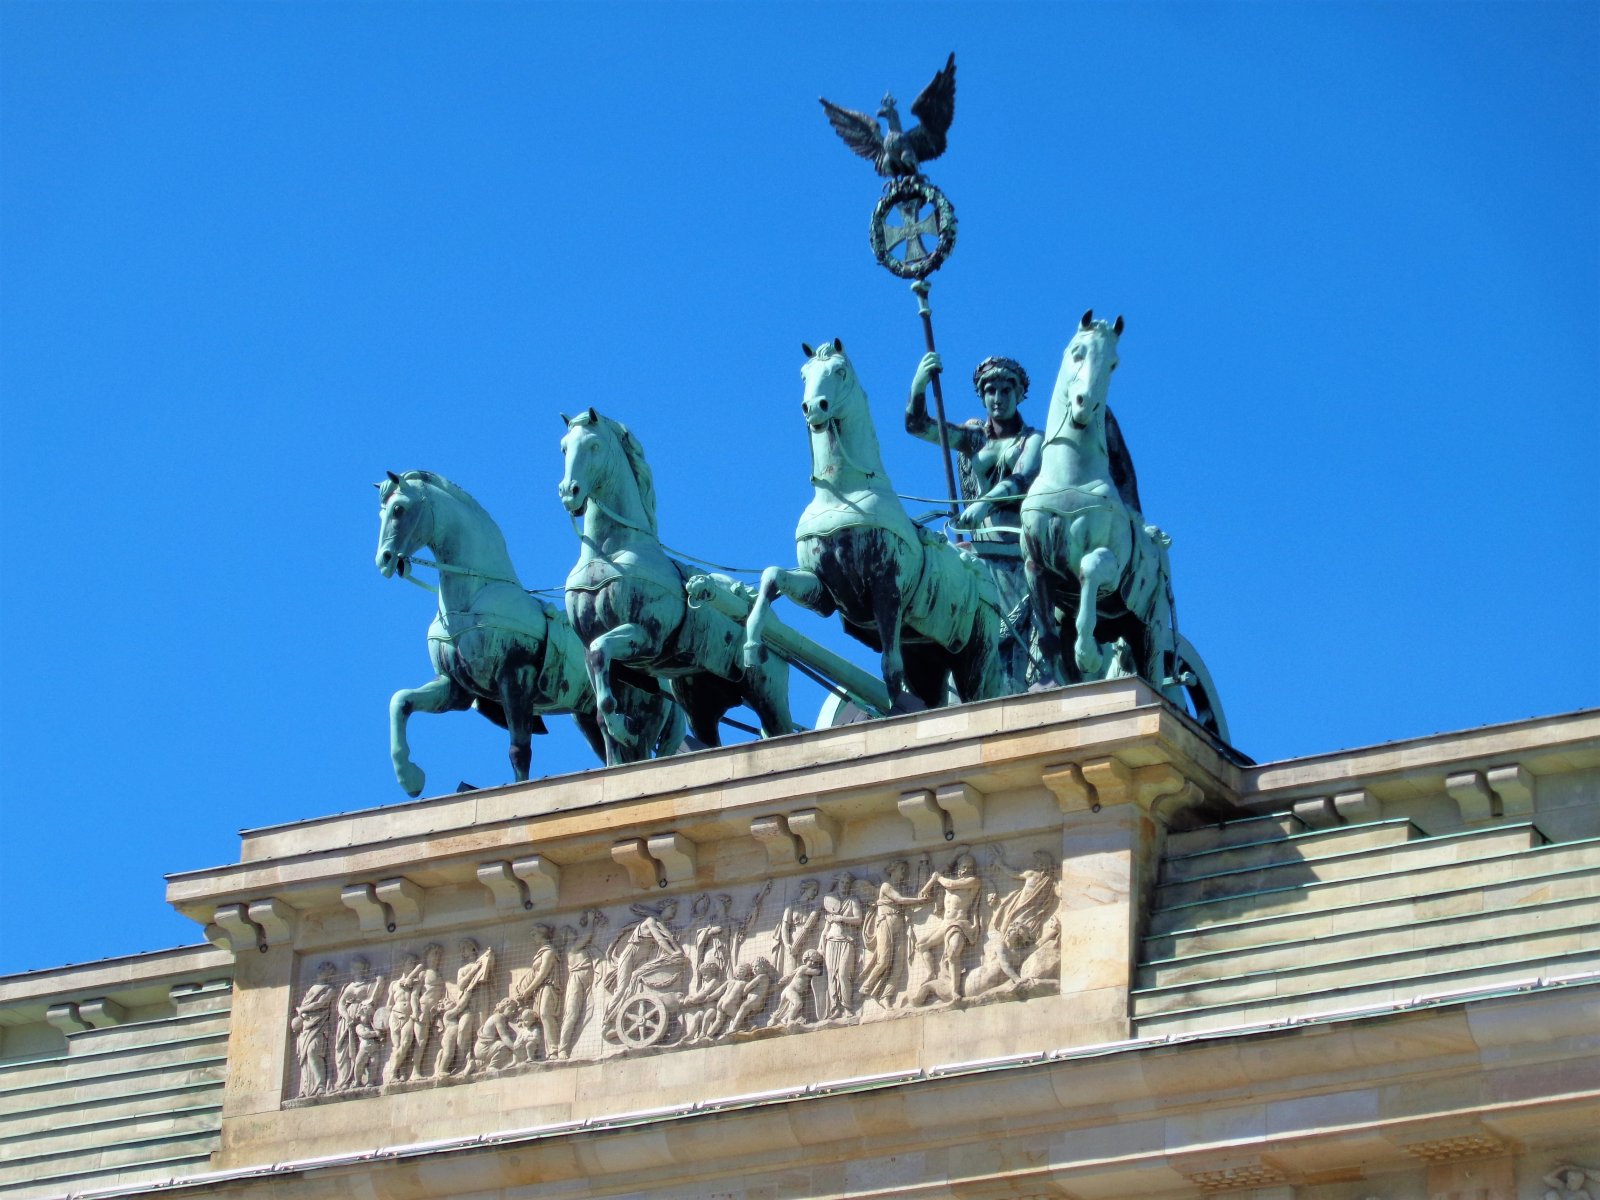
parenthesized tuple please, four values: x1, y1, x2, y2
(163, 680, 1240, 931)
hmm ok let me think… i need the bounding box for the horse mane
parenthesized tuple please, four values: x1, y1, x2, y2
(578, 413, 658, 536)
(403, 470, 497, 524)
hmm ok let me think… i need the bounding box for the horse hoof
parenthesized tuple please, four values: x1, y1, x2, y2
(397, 763, 426, 798)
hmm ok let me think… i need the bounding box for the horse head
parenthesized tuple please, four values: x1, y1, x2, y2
(799, 338, 859, 431)
(375, 470, 434, 578)
(1054, 309, 1124, 435)
(559, 408, 658, 534)
(558, 407, 606, 517)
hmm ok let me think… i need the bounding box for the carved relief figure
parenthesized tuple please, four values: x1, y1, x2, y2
(290, 961, 338, 1097)
(555, 910, 605, 1059)
(1544, 1167, 1600, 1200)
(702, 959, 776, 1041)
(990, 849, 1058, 945)
(770, 878, 821, 980)
(962, 892, 1034, 1000)
(334, 956, 382, 1091)
(510, 924, 562, 1057)
(1018, 915, 1060, 990)
(911, 851, 982, 1006)
(857, 859, 927, 1008)
(472, 997, 520, 1072)
(382, 951, 424, 1083)
(772, 949, 825, 1028)
(821, 871, 865, 1019)
(350, 1002, 384, 1087)
(410, 943, 448, 1078)
(512, 1006, 543, 1064)
(606, 899, 684, 1005)
(434, 939, 494, 1078)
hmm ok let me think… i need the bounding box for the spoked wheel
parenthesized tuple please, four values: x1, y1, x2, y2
(616, 994, 670, 1049)
(1173, 632, 1230, 745)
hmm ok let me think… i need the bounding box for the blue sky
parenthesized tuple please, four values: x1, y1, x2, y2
(1, 2, 1595, 974)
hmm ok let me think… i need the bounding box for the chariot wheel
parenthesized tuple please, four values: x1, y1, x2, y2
(1172, 632, 1230, 745)
(616, 994, 670, 1049)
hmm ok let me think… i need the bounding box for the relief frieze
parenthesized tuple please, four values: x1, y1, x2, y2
(286, 840, 1062, 1103)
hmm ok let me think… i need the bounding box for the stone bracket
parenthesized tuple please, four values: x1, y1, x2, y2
(1043, 758, 1191, 820)
(898, 784, 982, 844)
(340, 877, 423, 934)
(751, 816, 804, 867)
(1293, 788, 1381, 829)
(648, 833, 697, 884)
(248, 898, 298, 944)
(789, 809, 840, 862)
(478, 856, 562, 913)
(1446, 765, 1534, 822)
(207, 898, 299, 953)
(78, 997, 128, 1028)
(612, 838, 661, 889)
(753, 809, 840, 867)
(44, 994, 127, 1037)
(612, 833, 698, 889)
(45, 1002, 91, 1036)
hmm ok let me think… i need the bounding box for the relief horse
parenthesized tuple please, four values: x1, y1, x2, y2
(375, 470, 678, 796)
(1019, 313, 1229, 740)
(559, 409, 795, 762)
(744, 340, 1004, 710)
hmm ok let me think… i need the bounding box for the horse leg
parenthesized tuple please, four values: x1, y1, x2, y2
(1074, 548, 1120, 678)
(952, 612, 1004, 703)
(671, 673, 728, 748)
(584, 623, 659, 758)
(1023, 553, 1067, 685)
(498, 675, 536, 783)
(389, 676, 468, 798)
(744, 567, 830, 669)
(868, 572, 910, 704)
(746, 658, 797, 738)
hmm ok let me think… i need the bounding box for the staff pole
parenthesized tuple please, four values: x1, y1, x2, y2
(910, 278, 961, 523)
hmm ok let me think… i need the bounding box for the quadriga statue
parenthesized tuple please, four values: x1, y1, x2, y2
(374, 470, 679, 795)
(1018, 313, 1229, 740)
(743, 340, 1006, 711)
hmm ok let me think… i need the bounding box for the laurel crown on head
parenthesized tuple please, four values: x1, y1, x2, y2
(973, 357, 1029, 400)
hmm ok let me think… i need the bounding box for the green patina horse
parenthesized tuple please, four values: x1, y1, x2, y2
(1019, 313, 1229, 740)
(375, 470, 678, 795)
(744, 340, 1004, 710)
(559, 410, 795, 762)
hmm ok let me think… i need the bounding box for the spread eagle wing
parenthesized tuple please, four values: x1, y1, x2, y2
(906, 52, 957, 164)
(819, 97, 884, 165)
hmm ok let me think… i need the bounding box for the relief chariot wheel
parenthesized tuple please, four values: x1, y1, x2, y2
(870, 177, 958, 280)
(615, 993, 671, 1049)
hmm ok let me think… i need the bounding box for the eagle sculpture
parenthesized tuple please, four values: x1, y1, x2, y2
(820, 53, 956, 179)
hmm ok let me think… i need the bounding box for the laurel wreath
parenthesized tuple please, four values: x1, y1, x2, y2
(869, 177, 958, 280)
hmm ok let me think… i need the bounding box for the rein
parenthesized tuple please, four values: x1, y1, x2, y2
(397, 557, 565, 599)
(809, 415, 882, 486)
(573, 496, 764, 577)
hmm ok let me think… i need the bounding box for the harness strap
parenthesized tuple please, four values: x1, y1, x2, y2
(577, 497, 763, 576)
